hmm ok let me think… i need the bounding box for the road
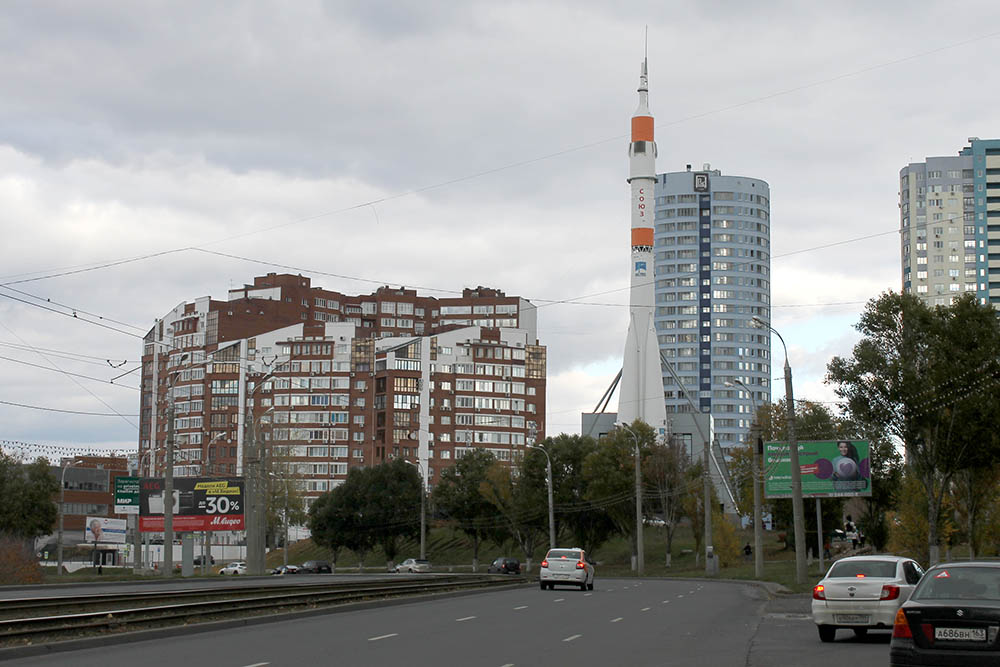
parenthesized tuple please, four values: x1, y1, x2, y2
(3, 578, 893, 666)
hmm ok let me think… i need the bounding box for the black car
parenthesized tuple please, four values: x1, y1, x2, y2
(488, 557, 521, 575)
(298, 560, 332, 574)
(193, 555, 215, 566)
(890, 561, 1000, 666)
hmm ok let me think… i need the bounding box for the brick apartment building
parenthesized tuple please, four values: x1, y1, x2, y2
(139, 273, 546, 509)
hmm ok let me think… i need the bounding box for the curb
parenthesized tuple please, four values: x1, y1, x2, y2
(0, 581, 531, 662)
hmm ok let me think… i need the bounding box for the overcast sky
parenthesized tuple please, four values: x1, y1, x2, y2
(2, 1, 999, 458)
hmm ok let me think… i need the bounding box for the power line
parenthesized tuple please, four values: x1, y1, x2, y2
(0, 354, 139, 390)
(0, 399, 139, 417)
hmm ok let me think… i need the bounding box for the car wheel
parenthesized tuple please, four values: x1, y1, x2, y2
(408, 568, 414, 573)
(587, 582, 594, 591)
(540, 581, 547, 590)
(817, 625, 836, 642)
(852, 628, 868, 638)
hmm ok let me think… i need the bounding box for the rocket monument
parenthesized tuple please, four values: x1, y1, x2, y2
(618, 59, 667, 429)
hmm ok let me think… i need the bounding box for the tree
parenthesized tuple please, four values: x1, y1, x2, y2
(308, 461, 420, 570)
(582, 422, 653, 568)
(264, 471, 308, 550)
(367, 460, 421, 568)
(542, 434, 615, 556)
(1, 453, 58, 540)
(952, 465, 1000, 559)
(645, 435, 689, 567)
(480, 458, 546, 571)
(432, 449, 499, 572)
(681, 461, 706, 565)
(827, 291, 1000, 563)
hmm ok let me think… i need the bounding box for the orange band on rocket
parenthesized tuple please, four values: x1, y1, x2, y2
(631, 228, 654, 247)
(631, 116, 654, 142)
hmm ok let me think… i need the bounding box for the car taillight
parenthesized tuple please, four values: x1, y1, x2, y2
(812, 584, 826, 600)
(540, 560, 548, 568)
(892, 608, 912, 638)
(576, 561, 586, 569)
(880, 585, 900, 600)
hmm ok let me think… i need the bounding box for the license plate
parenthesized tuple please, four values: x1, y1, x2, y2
(554, 574, 568, 579)
(835, 614, 870, 624)
(935, 627, 986, 641)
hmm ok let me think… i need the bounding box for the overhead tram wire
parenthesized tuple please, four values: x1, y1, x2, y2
(3, 30, 995, 289)
(0, 400, 139, 417)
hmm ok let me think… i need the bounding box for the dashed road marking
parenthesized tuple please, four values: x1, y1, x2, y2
(242, 664, 270, 667)
(677, 594, 684, 598)
(456, 616, 476, 622)
(563, 634, 582, 642)
(641, 607, 651, 612)
(514, 605, 528, 610)
(584, 593, 592, 597)
(368, 633, 398, 642)
(611, 617, 623, 623)
(554, 598, 565, 602)
(662, 600, 670, 604)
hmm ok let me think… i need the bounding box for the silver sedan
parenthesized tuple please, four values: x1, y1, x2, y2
(812, 554, 925, 642)
(539, 548, 595, 591)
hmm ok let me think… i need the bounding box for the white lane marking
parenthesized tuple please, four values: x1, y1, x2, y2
(611, 617, 623, 623)
(676, 594, 685, 598)
(641, 607, 651, 612)
(242, 664, 270, 667)
(456, 616, 476, 622)
(500, 664, 515, 667)
(607, 588, 615, 592)
(662, 600, 670, 604)
(554, 598, 565, 602)
(563, 634, 582, 642)
(514, 605, 528, 610)
(368, 633, 398, 642)
(689, 590, 695, 594)
(584, 593, 592, 597)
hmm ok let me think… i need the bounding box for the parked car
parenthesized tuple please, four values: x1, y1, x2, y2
(271, 564, 299, 575)
(298, 560, 332, 574)
(488, 557, 521, 575)
(812, 555, 925, 642)
(394, 558, 431, 573)
(219, 561, 247, 576)
(193, 555, 215, 566)
(890, 561, 1000, 665)
(539, 548, 594, 591)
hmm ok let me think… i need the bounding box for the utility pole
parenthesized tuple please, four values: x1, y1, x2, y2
(163, 396, 175, 577)
(727, 379, 763, 579)
(703, 435, 713, 575)
(404, 460, 427, 560)
(616, 423, 643, 576)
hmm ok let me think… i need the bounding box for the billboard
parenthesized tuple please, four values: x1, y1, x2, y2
(138, 477, 244, 532)
(114, 476, 140, 514)
(85, 517, 127, 543)
(764, 440, 871, 499)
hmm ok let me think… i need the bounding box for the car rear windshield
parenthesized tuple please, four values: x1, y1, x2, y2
(913, 567, 1000, 601)
(828, 560, 897, 578)
(415, 560, 429, 565)
(547, 550, 581, 560)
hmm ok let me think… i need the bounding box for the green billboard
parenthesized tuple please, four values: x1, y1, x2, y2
(114, 476, 140, 514)
(764, 440, 871, 499)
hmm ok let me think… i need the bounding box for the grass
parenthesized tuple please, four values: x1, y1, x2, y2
(267, 522, 830, 593)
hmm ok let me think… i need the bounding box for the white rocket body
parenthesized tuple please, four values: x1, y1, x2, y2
(619, 61, 667, 430)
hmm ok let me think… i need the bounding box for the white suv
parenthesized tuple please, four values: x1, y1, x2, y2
(539, 548, 595, 591)
(219, 561, 247, 576)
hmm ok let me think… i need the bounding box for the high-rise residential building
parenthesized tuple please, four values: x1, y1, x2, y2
(139, 273, 545, 510)
(899, 137, 1000, 307)
(653, 165, 772, 453)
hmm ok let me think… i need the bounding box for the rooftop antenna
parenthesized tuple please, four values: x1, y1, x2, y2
(644, 25, 648, 62)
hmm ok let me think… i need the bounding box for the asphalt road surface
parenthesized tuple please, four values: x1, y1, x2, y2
(3, 578, 894, 666)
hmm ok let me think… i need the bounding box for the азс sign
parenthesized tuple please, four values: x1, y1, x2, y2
(764, 440, 871, 499)
(138, 477, 244, 532)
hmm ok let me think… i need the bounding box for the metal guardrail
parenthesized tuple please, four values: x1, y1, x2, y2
(0, 575, 523, 644)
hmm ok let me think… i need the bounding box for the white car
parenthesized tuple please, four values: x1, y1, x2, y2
(393, 558, 431, 573)
(219, 561, 247, 576)
(539, 548, 595, 591)
(812, 555, 925, 642)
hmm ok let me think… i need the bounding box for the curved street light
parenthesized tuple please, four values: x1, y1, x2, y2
(751, 316, 806, 585)
(527, 444, 555, 550)
(403, 459, 426, 560)
(614, 422, 644, 577)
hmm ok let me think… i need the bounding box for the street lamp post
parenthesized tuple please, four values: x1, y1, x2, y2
(57, 458, 86, 576)
(752, 316, 806, 585)
(404, 460, 426, 560)
(615, 422, 643, 577)
(727, 379, 763, 579)
(528, 444, 555, 550)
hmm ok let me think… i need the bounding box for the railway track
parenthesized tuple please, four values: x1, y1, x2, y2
(0, 575, 523, 647)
